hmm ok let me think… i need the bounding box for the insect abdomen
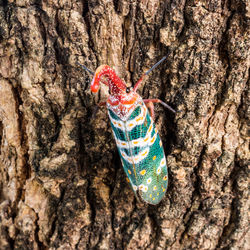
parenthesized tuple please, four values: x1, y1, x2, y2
(108, 102, 168, 205)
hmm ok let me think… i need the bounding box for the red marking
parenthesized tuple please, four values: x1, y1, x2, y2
(120, 93, 138, 104)
(91, 65, 126, 94)
(107, 97, 119, 106)
(91, 65, 144, 119)
(91, 78, 100, 92)
(133, 75, 145, 92)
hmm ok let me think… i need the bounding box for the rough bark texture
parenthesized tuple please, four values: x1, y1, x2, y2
(0, 0, 249, 249)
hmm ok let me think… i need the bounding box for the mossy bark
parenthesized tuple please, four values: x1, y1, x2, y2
(0, 0, 249, 249)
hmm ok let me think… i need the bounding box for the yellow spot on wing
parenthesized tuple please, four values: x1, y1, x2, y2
(148, 124, 153, 133)
(140, 169, 146, 175)
(153, 155, 156, 160)
(147, 178, 152, 184)
(136, 116, 143, 122)
(141, 149, 148, 157)
(160, 158, 166, 167)
(157, 167, 161, 174)
(150, 134, 156, 143)
(128, 169, 131, 174)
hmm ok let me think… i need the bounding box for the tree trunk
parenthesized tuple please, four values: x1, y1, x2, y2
(0, 0, 249, 249)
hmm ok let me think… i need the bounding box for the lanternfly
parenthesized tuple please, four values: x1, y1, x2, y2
(78, 57, 175, 205)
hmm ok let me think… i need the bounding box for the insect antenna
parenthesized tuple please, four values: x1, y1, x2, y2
(145, 56, 167, 75)
(134, 56, 167, 91)
(77, 62, 110, 90)
(76, 62, 94, 75)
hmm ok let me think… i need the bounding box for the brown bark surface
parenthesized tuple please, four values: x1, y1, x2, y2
(0, 0, 249, 249)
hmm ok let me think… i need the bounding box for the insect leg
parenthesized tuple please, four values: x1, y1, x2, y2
(144, 101, 155, 120)
(90, 101, 106, 120)
(97, 101, 106, 106)
(143, 99, 176, 114)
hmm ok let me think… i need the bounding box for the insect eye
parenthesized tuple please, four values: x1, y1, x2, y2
(126, 87, 131, 93)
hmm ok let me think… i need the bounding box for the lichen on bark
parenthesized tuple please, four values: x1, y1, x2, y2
(0, 0, 249, 249)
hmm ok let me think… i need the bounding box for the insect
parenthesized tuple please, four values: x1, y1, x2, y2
(78, 57, 175, 205)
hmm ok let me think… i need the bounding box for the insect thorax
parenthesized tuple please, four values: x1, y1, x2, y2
(106, 96, 143, 121)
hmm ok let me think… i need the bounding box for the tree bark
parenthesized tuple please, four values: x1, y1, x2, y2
(0, 0, 249, 249)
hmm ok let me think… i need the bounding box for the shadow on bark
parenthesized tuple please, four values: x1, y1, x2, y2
(0, 0, 249, 249)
